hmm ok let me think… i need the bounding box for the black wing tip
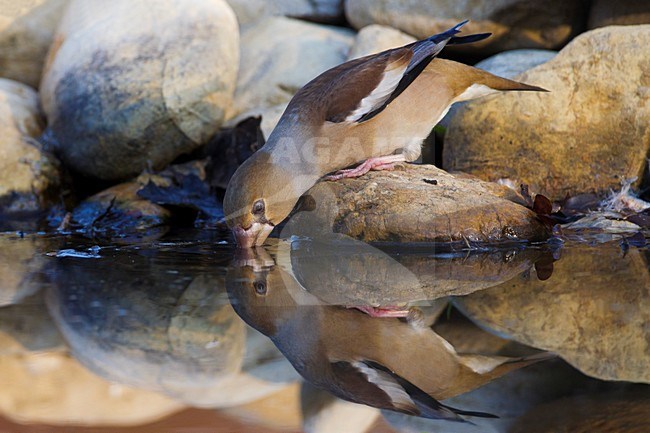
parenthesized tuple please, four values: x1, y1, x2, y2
(454, 19, 470, 30)
(428, 19, 471, 43)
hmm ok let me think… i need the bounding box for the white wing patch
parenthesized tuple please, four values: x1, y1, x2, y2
(453, 83, 498, 102)
(344, 65, 406, 122)
(352, 361, 415, 411)
(432, 83, 500, 126)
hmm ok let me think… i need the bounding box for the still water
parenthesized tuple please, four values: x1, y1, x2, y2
(0, 228, 648, 433)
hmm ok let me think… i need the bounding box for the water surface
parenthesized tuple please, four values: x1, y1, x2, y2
(0, 229, 648, 432)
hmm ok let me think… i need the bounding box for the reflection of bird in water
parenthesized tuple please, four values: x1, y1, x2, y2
(226, 248, 554, 422)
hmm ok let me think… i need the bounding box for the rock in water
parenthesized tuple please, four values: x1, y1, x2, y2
(40, 0, 239, 181)
(444, 25, 650, 201)
(455, 244, 650, 383)
(0, 79, 60, 212)
(0, 0, 69, 88)
(284, 165, 549, 243)
(344, 0, 585, 54)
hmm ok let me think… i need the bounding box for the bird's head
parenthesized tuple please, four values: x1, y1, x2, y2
(224, 151, 306, 248)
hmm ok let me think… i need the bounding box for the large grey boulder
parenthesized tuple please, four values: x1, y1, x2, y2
(40, 0, 240, 180)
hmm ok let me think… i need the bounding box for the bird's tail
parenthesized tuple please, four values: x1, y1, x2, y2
(435, 58, 549, 94)
(478, 70, 549, 93)
(446, 351, 557, 398)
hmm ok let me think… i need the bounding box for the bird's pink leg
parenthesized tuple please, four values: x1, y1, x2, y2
(325, 154, 407, 181)
(351, 305, 411, 318)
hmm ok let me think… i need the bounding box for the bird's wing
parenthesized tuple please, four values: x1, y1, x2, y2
(325, 20, 489, 123)
(329, 359, 420, 414)
(333, 359, 498, 421)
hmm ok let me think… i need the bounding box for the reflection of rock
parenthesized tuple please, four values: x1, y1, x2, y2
(384, 360, 606, 433)
(344, 0, 583, 54)
(455, 244, 650, 383)
(0, 234, 53, 308)
(45, 251, 247, 405)
(0, 351, 184, 425)
(444, 26, 650, 201)
(0, 292, 65, 354)
(45, 245, 298, 408)
(510, 390, 650, 433)
(232, 17, 353, 116)
(41, 0, 239, 180)
(0, 0, 69, 87)
(285, 165, 549, 243)
(0, 79, 60, 212)
(301, 382, 380, 433)
(227, 258, 552, 421)
(284, 237, 544, 306)
(221, 383, 303, 432)
(386, 313, 607, 433)
(588, 0, 650, 29)
(347, 24, 415, 60)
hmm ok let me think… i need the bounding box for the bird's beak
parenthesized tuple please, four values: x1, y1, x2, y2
(233, 222, 274, 248)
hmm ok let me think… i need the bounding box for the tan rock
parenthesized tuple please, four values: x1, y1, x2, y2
(284, 165, 549, 243)
(232, 17, 353, 116)
(444, 25, 650, 201)
(41, 0, 239, 180)
(0, 0, 69, 87)
(455, 244, 650, 383)
(344, 0, 584, 54)
(588, 0, 650, 29)
(226, 0, 344, 27)
(0, 79, 60, 212)
(347, 24, 416, 60)
(0, 351, 184, 425)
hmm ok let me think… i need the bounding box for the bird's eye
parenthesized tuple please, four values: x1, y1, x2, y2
(252, 200, 265, 216)
(253, 281, 267, 295)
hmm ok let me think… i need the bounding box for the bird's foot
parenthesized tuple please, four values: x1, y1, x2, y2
(325, 154, 407, 181)
(351, 305, 411, 318)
